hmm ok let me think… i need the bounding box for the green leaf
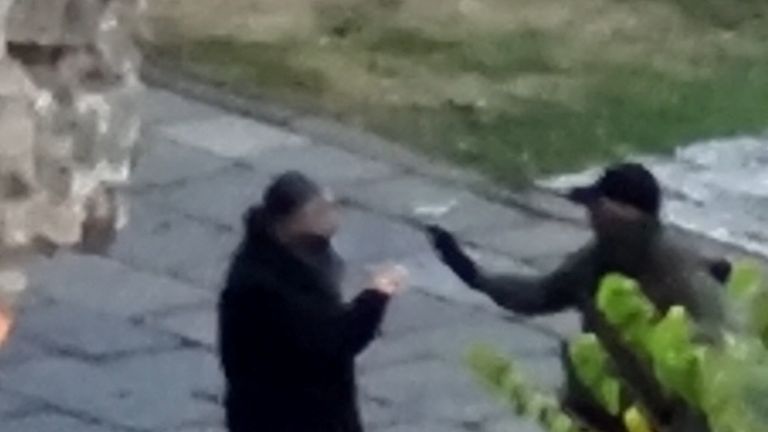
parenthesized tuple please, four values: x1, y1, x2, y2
(647, 306, 701, 404)
(466, 344, 581, 432)
(568, 334, 622, 415)
(597, 273, 657, 348)
(725, 260, 768, 346)
(470, 266, 768, 432)
(727, 260, 763, 299)
(467, 343, 511, 388)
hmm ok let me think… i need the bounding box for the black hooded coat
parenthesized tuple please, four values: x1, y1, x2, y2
(219, 209, 390, 432)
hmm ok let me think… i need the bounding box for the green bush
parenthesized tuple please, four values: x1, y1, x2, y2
(468, 262, 768, 432)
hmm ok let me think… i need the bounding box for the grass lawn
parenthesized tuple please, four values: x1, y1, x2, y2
(145, 0, 768, 185)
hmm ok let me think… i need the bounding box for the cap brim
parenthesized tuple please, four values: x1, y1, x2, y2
(567, 185, 601, 206)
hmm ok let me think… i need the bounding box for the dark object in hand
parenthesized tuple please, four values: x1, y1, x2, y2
(425, 224, 480, 287)
(708, 258, 731, 284)
(426, 225, 459, 255)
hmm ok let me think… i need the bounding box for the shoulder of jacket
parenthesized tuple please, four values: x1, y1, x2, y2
(654, 229, 702, 261)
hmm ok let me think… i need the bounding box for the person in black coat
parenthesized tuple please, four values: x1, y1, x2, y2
(219, 171, 407, 432)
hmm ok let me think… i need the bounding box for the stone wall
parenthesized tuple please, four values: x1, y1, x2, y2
(0, 0, 145, 310)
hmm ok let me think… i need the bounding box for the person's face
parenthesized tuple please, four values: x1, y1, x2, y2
(588, 197, 646, 238)
(277, 191, 346, 290)
(278, 191, 341, 247)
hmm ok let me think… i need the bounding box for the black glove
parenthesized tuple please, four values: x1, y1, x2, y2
(708, 258, 731, 284)
(425, 225, 480, 287)
(426, 224, 458, 254)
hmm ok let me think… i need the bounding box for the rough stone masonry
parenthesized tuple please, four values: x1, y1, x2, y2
(0, 0, 145, 313)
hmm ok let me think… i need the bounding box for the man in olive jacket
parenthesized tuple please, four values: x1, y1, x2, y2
(428, 163, 730, 430)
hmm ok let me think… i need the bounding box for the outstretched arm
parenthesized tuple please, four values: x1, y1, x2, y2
(427, 225, 589, 315)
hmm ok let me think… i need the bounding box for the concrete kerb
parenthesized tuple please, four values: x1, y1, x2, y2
(140, 61, 759, 263)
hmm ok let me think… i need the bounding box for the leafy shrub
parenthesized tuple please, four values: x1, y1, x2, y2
(469, 261, 768, 432)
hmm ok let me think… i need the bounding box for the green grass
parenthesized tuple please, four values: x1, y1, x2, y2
(360, 61, 768, 182)
(630, 0, 768, 30)
(362, 28, 561, 78)
(146, 2, 768, 185)
(150, 39, 329, 102)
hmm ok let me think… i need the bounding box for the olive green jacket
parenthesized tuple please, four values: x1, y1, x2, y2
(467, 220, 728, 429)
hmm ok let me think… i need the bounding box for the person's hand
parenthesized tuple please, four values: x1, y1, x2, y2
(369, 263, 409, 296)
(426, 224, 459, 259)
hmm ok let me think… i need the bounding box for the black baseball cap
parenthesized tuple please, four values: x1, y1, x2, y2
(567, 163, 661, 215)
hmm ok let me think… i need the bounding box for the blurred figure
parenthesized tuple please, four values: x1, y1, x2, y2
(0, 303, 12, 348)
(428, 162, 730, 429)
(0, 262, 28, 350)
(219, 171, 407, 432)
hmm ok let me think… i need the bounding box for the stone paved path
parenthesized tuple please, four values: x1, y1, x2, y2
(0, 88, 728, 432)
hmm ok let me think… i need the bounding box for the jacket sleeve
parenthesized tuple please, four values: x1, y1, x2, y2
(438, 237, 592, 315)
(684, 269, 730, 342)
(473, 249, 594, 314)
(267, 287, 391, 362)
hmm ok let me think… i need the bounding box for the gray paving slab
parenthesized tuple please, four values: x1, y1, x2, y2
(139, 165, 274, 229)
(510, 189, 586, 222)
(436, 198, 536, 235)
(343, 176, 533, 233)
(2, 412, 109, 432)
(30, 253, 213, 318)
(0, 391, 23, 415)
(18, 301, 179, 358)
(247, 144, 397, 186)
(360, 315, 559, 372)
(336, 208, 430, 268)
(484, 416, 546, 432)
(395, 248, 537, 307)
(467, 220, 590, 262)
(174, 425, 226, 432)
(371, 422, 468, 432)
(1, 302, 57, 368)
(527, 253, 570, 273)
(158, 114, 309, 159)
(131, 131, 230, 189)
(141, 89, 226, 126)
(291, 116, 408, 160)
(0, 390, 36, 417)
(0, 358, 134, 425)
(1, 350, 221, 431)
(528, 312, 582, 340)
(150, 306, 217, 349)
(516, 355, 566, 393)
(361, 399, 397, 430)
(291, 116, 484, 189)
(0, 332, 48, 368)
(375, 291, 481, 337)
(343, 175, 478, 222)
(99, 349, 223, 430)
(360, 358, 508, 426)
(107, 199, 240, 291)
